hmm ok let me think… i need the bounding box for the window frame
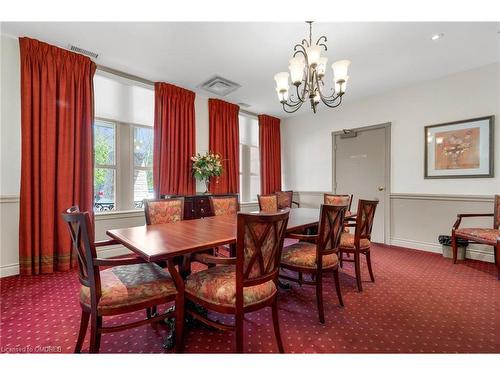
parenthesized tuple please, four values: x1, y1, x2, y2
(93, 117, 153, 214)
(130, 124, 154, 209)
(93, 119, 118, 212)
(238, 112, 260, 204)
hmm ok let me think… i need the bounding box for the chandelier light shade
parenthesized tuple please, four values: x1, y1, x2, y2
(274, 21, 351, 113)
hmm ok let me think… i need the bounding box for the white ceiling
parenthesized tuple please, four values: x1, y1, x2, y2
(2, 22, 499, 118)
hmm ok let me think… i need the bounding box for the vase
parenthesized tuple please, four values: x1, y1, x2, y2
(203, 179, 210, 194)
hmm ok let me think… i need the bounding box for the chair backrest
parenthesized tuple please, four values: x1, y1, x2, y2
(143, 197, 184, 225)
(315, 204, 347, 268)
(324, 193, 353, 211)
(209, 194, 239, 216)
(353, 199, 379, 247)
(235, 210, 290, 300)
(276, 191, 293, 209)
(495, 195, 500, 229)
(257, 194, 278, 212)
(61, 206, 102, 304)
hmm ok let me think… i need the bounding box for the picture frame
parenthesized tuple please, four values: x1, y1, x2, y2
(424, 115, 494, 179)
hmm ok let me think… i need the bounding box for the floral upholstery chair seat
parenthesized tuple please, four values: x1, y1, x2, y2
(80, 263, 177, 315)
(339, 233, 371, 249)
(185, 265, 276, 308)
(454, 228, 500, 245)
(281, 242, 339, 269)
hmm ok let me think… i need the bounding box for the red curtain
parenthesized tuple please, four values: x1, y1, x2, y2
(259, 114, 282, 195)
(208, 99, 240, 194)
(19, 37, 96, 275)
(153, 83, 196, 196)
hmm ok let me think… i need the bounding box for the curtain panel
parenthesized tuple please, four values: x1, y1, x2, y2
(19, 37, 96, 275)
(153, 82, 196, 197)
(208, 99, 240, 194)
(259, 114, 282, 195)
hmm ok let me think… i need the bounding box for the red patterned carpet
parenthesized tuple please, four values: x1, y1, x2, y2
(1, 243, 498, 354)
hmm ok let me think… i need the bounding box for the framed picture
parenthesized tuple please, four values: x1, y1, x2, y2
(424, 116, 494, 179)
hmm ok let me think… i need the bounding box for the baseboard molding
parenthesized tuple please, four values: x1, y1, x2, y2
(0, 245, 133, 278)
(0, 263, 20, 278)
(390, 237, 494, 263)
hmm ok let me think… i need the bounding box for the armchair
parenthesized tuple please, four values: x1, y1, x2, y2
(62, 206, 184, 353)
(451, 195, 500, 279)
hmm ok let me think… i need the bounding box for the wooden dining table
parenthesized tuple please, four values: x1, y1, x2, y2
(106, 207, 321, 349)
(106, 207, 321, 263)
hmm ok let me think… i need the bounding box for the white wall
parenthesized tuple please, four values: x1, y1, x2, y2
(281, 62, 500, 195)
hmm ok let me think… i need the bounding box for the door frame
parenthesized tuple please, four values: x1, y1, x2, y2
(331, 122, 391, 244)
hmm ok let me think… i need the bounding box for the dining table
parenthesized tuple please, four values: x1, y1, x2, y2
(106, 207, 321, 349)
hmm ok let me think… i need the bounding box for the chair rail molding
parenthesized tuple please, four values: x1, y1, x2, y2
(292, 191, 497, 263)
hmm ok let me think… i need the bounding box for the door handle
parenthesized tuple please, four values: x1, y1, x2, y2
(378, 186, 385, 191)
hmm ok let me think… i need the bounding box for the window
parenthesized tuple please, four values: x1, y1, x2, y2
(133, 126, 154, 207)
(239, 113, 260, 203)
(93, 120, 116, 211)
(93, 72, 154, 212)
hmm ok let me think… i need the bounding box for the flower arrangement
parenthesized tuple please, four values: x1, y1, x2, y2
(191, 152, 223, 193)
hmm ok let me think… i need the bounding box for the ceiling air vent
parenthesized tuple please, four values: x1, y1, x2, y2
(198, 75, 241, 97)
(68, 44, 99, 59)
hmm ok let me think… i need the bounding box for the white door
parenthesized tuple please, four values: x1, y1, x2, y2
(333, 125, 390, 243)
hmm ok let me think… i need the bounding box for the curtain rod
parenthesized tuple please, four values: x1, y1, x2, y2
(96, 64, 261, 119)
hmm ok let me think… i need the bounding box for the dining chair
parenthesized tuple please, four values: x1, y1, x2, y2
(143, 197, 184, 224)
(279, 204, 346, 323)
(184, 210, 290, 353)
(209, 194, 240, 216)
(452, 194, 500, 279)
(324, 193, 354, 233)
(62, 206, 185, 353)
(338, 199, 378, 292)
(276, 191, 300, 209)
(209, 194, 240, 257)
(324, 193, 352, 210)
(258, 193, 279, 212)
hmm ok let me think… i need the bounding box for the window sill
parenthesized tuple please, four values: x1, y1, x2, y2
(94, 209, 145, 221)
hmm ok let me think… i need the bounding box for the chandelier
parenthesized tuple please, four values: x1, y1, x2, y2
(274, 21, 350, 114)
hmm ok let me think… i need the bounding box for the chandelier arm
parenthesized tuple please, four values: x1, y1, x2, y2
(321, 94, 343, 109)
(282, 100, 304, 114)
(316, 36, 328, 51)
(315, 72, 339, 102)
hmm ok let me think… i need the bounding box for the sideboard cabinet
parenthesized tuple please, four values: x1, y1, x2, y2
(160, 193, 238, 220)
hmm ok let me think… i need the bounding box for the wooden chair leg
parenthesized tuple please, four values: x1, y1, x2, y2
(366, 251, 375, 282)
(298, 272, 303, 285)
(175, 294, 185, 353)
(315, 272, 325, 324)
(339, 251, 343, 268)
(495, 243, 500, 281)
(235, 312, 244, 353)
(333, 268, 344, 307)
(271, 298, 285, 353)
(354, 253, 363, 292)
(74, 309, 90, 353)
(89, 315, 102, 353)
(451, 234, 458, 264)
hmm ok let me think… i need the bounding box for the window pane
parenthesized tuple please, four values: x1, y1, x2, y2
(250, 175, 261, 202)
(94, 121, 115, 165)
(94, 168, 115, 211)
(250, 146, 260, 175)
(134, 127, 154, 168)
(134, 169, 154, 206)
